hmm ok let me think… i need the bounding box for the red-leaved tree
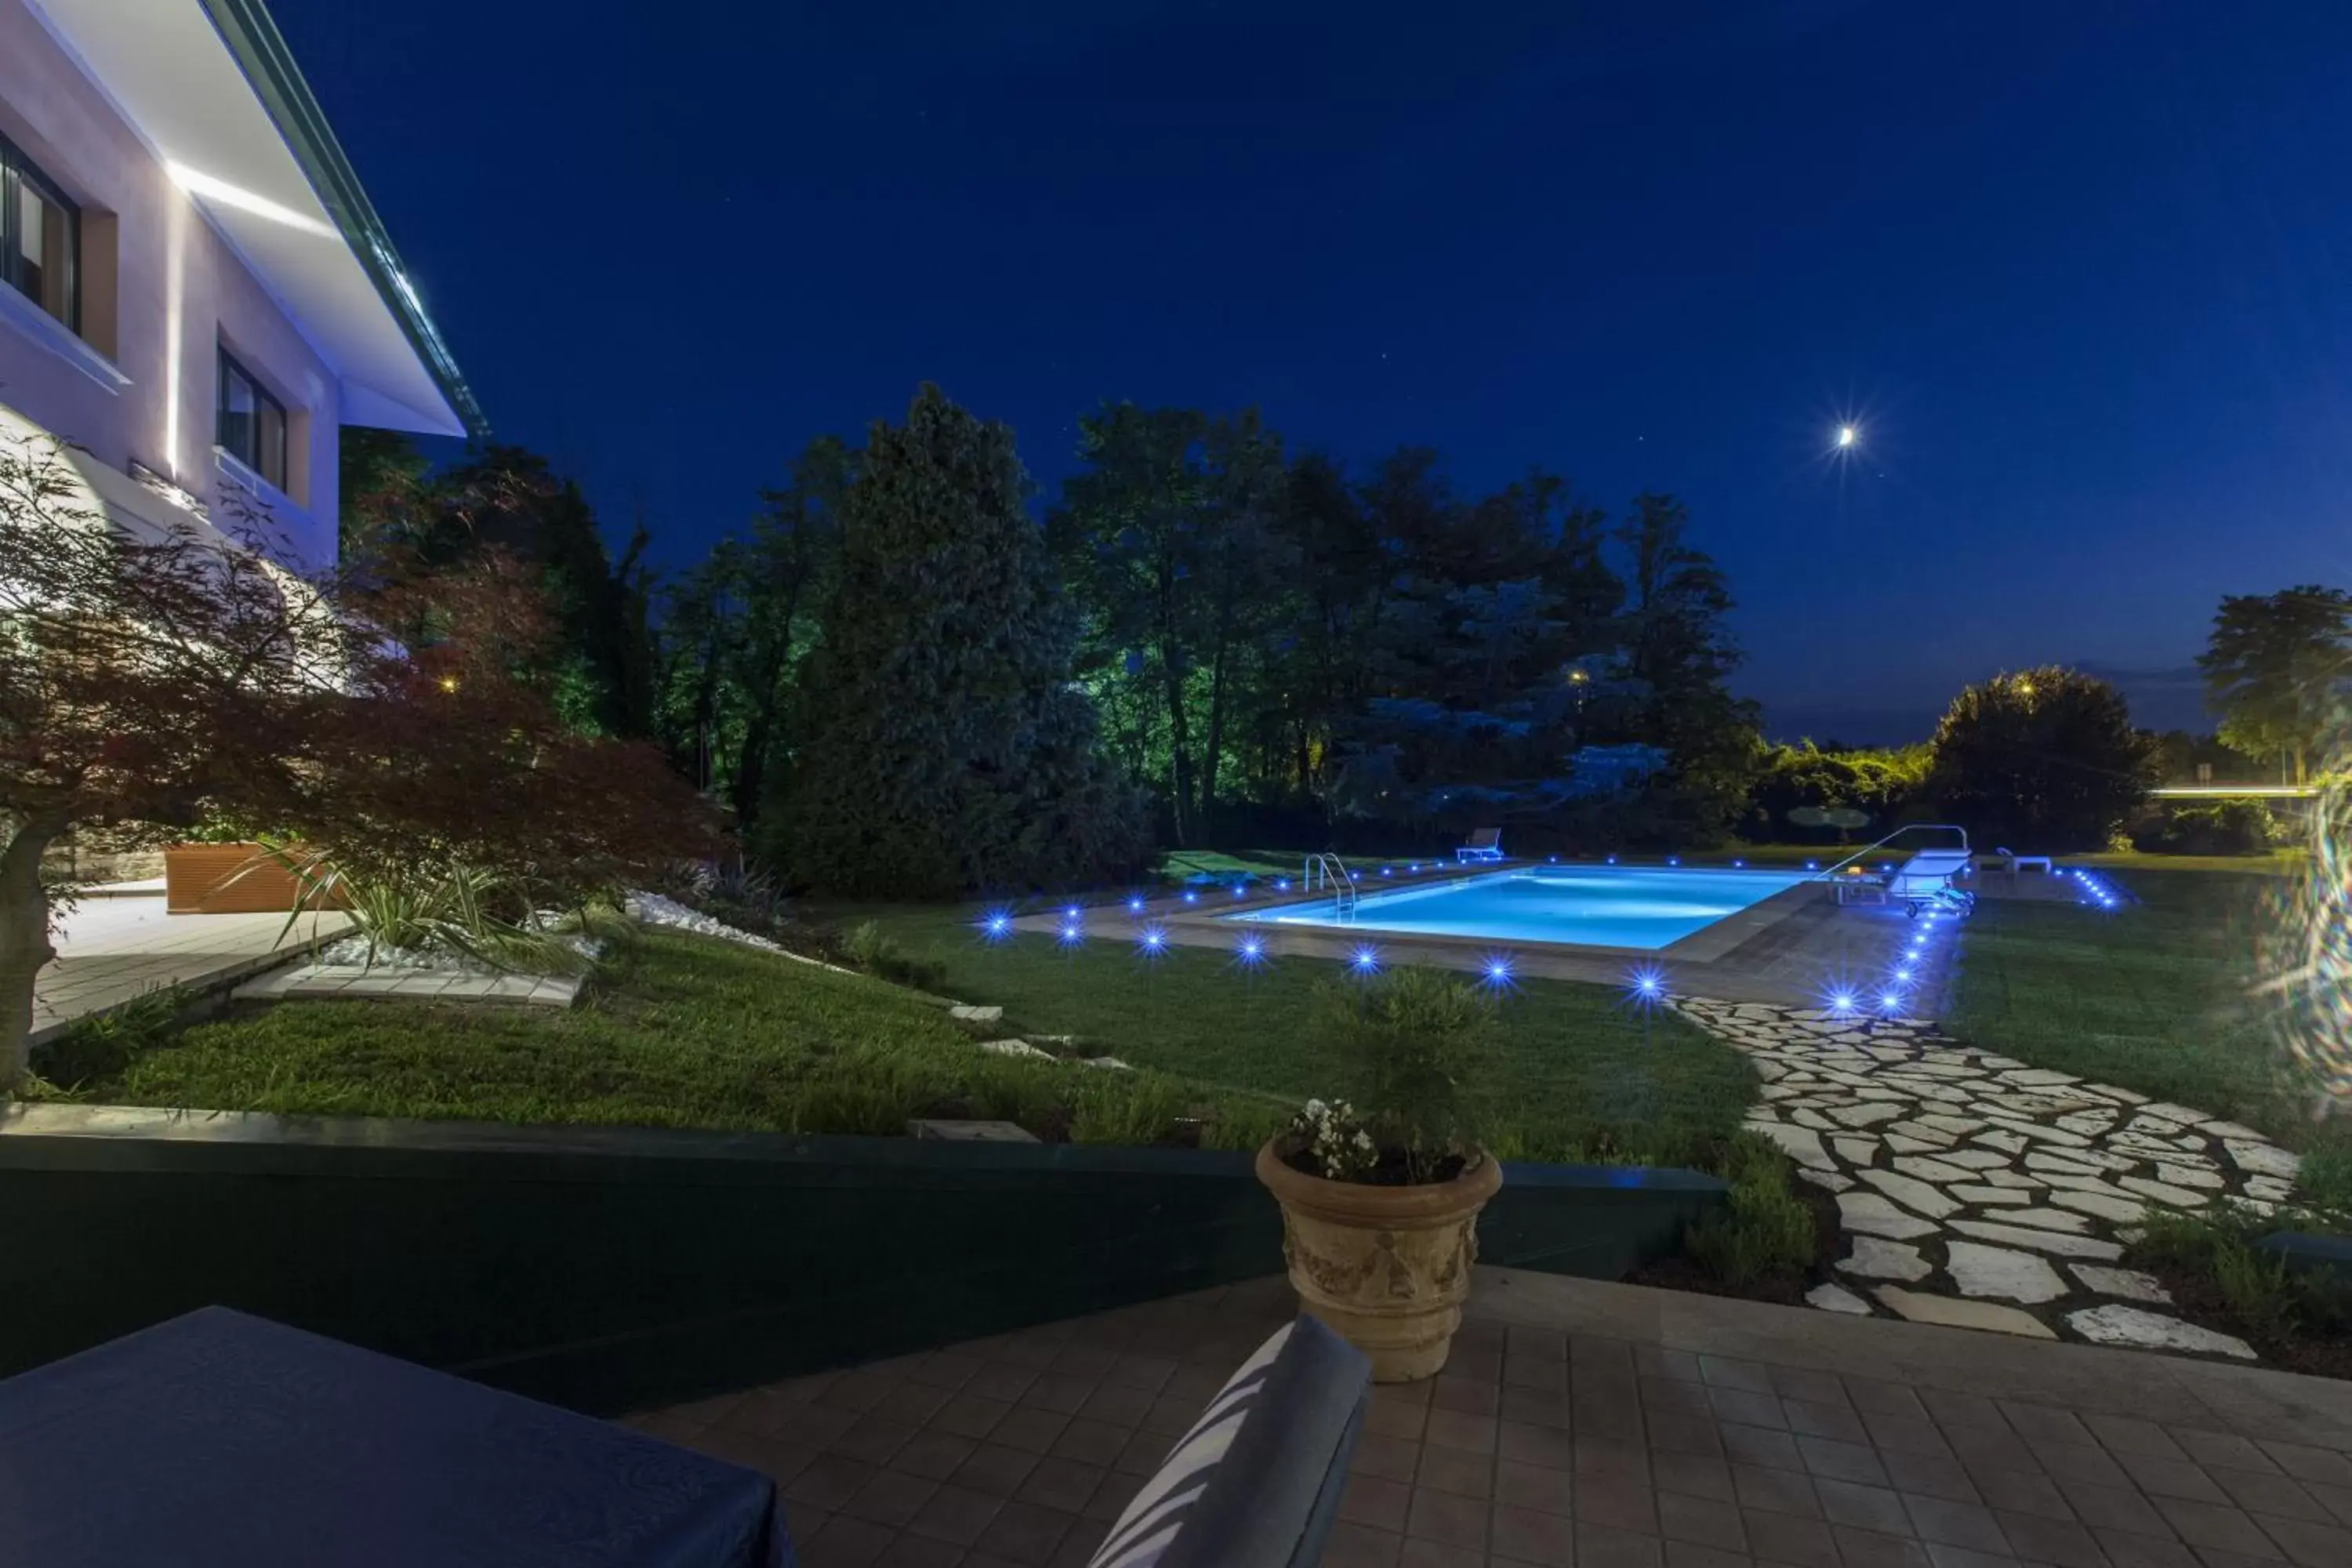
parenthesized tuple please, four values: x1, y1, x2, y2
(0, 435, 719, 1086)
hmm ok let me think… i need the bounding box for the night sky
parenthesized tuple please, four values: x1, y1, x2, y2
(275, 1, 2352, 742)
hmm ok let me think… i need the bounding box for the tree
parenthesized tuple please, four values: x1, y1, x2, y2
(0, 435, 719, 1087)
(1052, 405, 1292, 843)
(346, 441, 658, 739)
(2198, 586, 2352, 784)
(1927, 666, 2156, 850)
(780, 387, 1145, 895)
(652, 437, 851, 828)
(1604, 494, 1761, 839)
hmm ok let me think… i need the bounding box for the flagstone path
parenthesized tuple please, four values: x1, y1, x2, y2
(1675, 996, 2305, 1360)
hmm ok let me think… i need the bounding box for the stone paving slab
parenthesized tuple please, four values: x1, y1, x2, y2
(231, 965, 582, 1007)
(1675, 995, 2307, 1359)
(632, 1267, 2352, 1568)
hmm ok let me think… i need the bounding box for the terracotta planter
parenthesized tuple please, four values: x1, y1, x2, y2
(1254, 1138, 1504, 1382)
(163, 844, 335, 915)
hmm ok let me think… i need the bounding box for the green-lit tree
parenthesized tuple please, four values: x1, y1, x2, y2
(1928, 666, 2156, 849)
(779, 387, 1145, 895)
(2198, 586, 2352, 785)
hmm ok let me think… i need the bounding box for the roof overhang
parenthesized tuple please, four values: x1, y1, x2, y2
(27, 0, 485, 437)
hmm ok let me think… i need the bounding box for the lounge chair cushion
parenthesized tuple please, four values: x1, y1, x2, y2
(1083, 1315, 1370, 1568)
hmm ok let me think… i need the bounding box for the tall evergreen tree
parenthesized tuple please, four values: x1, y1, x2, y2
(782, 387, 1145, 895)
(2198, 586, 2352, 784)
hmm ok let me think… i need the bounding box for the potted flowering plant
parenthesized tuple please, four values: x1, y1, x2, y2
(1255, 966, 1502, 1381)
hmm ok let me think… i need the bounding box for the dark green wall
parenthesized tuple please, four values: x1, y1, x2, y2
(0, 1112, 1722, 1414)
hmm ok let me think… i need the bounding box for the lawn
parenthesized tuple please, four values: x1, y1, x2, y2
(64, 916, 1751, 1168)
(1946, 868, 2351, 1207)
(836, 904, 1752, 1167)
(74, 930, 1294, 1148)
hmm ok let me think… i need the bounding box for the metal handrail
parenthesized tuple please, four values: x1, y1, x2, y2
(1812, 823, 1971, 883)
(1303, 851, 1359, 922)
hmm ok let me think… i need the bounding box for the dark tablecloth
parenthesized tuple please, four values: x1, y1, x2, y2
(0, 1306, 791, 1567)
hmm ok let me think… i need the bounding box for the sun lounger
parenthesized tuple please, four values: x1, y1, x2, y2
(1456, 827, 1504, 863)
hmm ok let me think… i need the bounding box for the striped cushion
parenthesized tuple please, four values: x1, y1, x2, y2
(1085, 1314, 1370, 1568)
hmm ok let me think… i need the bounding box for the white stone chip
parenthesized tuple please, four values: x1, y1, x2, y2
(2065, 1305, 2255, 1360)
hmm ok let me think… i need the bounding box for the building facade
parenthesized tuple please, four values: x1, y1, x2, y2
(0, 0, 479, 572)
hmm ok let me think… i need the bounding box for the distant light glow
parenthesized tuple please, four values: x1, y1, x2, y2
(1381, 866, 1393, 877)
(1127, 895, 1145, 914)
(1836, 424, 1858, 448)
(1878, 991, 1904, 1014)
(1480, 953, 1517, 990)
(1348, 944, 1383, 975)
(1232, 884, 1248, 898)
(1181, 890, 1200, 904)
(1827, 989, 1860, 1016)
(1234, 932, 1268, 968)
(1408, 863, 1421, 873)
(1137, 924, 1170, 957)
(1274, 878, 1290, 891)
(1057, 920, 1084, 947)
(1895, 967, 1913, 981)
(978, 909, 1014, 942)
(1805, 860, 1819, 870)
(1606, 855, 1618, 866)
(1063, 906, 1082, 921)
(1733, 858, 1745, 868)
(1626, 964, 1667, 1007)
(1667, 856, 1680, 867)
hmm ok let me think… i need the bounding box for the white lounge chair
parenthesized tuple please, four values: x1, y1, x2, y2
(1987, 846, 2053, 876)
(1456, 827, 1504, 863)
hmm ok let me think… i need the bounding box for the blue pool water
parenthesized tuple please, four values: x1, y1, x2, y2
(1223, 866, 1806, 949)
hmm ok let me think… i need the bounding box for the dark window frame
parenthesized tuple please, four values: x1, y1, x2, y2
(0, 129, 80, 334)
(216, 347, 289, 493)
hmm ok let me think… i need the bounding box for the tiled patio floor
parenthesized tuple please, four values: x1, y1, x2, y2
(33, 895, 347, 1044)
(631, 1267, 2352, 1568)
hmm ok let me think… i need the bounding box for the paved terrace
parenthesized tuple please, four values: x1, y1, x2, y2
(31, 893, 347, 1046)
(633, 1268, 2352, 1568)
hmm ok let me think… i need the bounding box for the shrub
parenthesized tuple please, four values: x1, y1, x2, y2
(2128, 801, 2277, 856)
(27, 986, 187, 1089)
(266, 848, 601, 976)
(842, 920, 949, 993)
(1308, 966, 1498, 1181)
(1926, 667, 2158, 850)
(1684, 1133, 1816, 1287)
(2134, 1204, 2352, 1341)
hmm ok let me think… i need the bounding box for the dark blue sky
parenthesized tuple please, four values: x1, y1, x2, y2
(278, 1, 2352, 741)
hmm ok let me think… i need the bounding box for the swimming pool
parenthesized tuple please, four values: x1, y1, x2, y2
(1223, 866, 1808, 950)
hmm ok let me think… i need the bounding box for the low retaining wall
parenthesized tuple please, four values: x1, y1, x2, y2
(0, 1105, 1725, 1414)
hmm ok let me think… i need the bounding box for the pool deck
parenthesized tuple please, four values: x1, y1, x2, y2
(1021, 860, 2040, 1007)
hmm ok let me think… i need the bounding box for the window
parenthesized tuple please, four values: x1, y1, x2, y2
(0, 132, 78, 332)
(216, 349, 288, 492)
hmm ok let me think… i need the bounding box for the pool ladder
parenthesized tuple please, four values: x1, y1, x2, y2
(1304, 852, 1359, 924)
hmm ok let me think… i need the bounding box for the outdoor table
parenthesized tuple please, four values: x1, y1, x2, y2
(0, 1306, 792, 1567)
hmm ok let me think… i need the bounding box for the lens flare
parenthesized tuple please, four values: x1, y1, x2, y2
(1349, 944, 1383, 975)
(978, 909, 1014, 942)
(1136, 924, 1170, 958)
(1233, 932, 1269, 968)
(2265, 769, 2352, 1109)
(1480, 952, 1517, 990)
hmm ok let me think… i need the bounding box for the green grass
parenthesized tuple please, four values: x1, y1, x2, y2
(83, 929, 1293, 1149)
(826, 905, 1751, 1167)
(1947, 869, 2352, 1210)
